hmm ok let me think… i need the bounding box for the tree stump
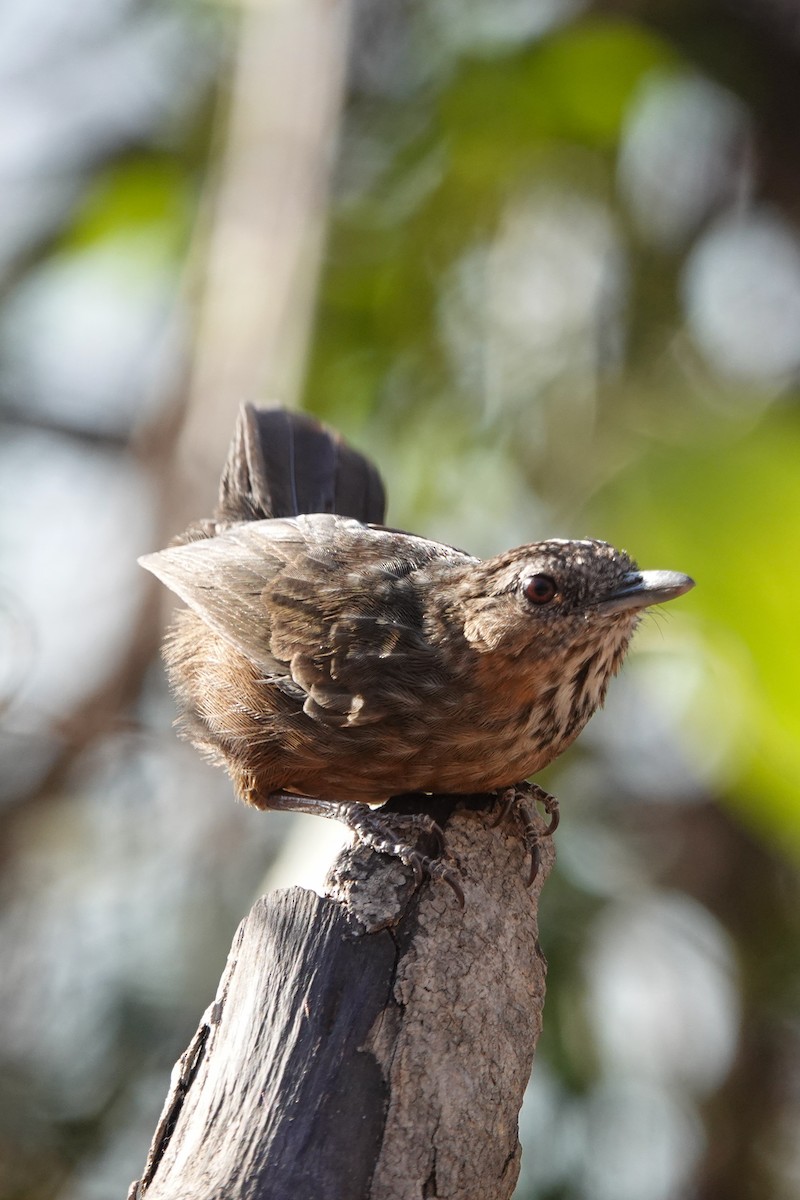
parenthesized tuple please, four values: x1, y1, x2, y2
(128, 794, 553, 1200)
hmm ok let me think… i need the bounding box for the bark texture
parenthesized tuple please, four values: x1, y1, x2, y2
(129, 796, 553, 1200)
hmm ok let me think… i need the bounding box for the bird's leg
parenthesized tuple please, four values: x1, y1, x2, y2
(264, 790, 465, 907)
(491, 782, 560, 885)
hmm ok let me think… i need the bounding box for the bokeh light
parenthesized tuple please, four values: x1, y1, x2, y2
(1, 2, 799, 1198)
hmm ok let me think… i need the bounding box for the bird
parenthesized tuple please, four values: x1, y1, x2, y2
(141, 405, 694, 900)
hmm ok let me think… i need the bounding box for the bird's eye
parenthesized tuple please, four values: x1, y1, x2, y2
(524, 574, 558, 605)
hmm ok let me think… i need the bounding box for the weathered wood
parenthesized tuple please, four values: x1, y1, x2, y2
(128, 797, 553, 1200)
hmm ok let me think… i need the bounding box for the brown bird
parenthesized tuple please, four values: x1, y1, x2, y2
(141, 406, 694, 899)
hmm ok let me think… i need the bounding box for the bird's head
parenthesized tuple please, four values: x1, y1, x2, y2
(456, 539, 694, 663)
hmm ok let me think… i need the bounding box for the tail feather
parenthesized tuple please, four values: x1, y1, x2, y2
(216, 405, 386, 525)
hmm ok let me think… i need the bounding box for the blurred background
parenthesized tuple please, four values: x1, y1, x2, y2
(1, 0, 799, 1197)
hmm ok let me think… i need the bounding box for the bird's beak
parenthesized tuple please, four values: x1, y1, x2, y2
(598, 570, 695, 615)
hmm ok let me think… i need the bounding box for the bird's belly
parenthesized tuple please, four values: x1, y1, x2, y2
(271, 704, 573, 802)
(196, 633, 602, 805)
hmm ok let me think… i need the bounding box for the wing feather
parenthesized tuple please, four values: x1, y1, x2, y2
(140, 514, 473, 727)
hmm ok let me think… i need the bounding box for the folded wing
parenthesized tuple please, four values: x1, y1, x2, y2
(140, 515, 473, 727)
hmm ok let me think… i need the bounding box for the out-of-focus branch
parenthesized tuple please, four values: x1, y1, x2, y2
(25, 0, 354, 819)
(173, 0, 354, 532)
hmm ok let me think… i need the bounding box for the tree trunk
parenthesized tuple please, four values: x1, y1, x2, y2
(128, 794, 553, 1200)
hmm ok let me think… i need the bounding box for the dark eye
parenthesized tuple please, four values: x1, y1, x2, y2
(524, 574, 558, 605)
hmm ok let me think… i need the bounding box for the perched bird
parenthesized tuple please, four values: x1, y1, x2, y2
(141, 406, 694, 898)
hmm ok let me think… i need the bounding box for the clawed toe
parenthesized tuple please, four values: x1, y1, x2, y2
(489, 786, 517, 829)
(265, 791, 462, 904)
(527, 842, 541, 888)
(340, 804, 462, 905)
(492, 782, 560, 885)
(418, 854, 465, 908)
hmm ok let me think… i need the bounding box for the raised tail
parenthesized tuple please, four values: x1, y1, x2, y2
(216, 404, 386, 525)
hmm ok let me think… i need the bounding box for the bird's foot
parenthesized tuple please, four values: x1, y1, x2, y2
(338, 803, 464, 908)
(265, 791, 464, 906)
(491, 782, 559, 885)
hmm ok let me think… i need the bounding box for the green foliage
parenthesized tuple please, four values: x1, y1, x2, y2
(59, 155, 197, 271)
(589, 402, 800, 854)
(309, 17, 679, 429)
(442, 18, 677, 155)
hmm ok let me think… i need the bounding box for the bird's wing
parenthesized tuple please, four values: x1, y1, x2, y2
(140, 515, 472, 726)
